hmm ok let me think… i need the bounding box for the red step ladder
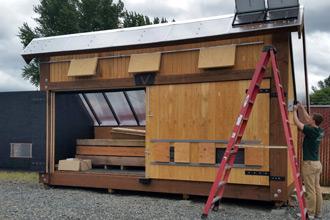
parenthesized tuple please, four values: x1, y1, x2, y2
(201, 46, 307, 220)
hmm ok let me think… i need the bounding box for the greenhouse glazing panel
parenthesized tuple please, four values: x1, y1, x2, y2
(126, 90, 146, 125)
(84, 93, 117, 126)
(105, 92, 137, 126)
(79, 94, 98, 126)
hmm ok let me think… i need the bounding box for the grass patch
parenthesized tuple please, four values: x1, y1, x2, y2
(0, 170, 39, 183)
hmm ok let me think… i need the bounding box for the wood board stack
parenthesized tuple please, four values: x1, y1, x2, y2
(76, 139, 145, 167)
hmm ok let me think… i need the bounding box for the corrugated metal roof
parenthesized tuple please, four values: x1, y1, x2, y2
(22, 7, 303, 62)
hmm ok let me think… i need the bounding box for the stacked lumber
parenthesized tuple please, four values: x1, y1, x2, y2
(75, 139, 145, 167)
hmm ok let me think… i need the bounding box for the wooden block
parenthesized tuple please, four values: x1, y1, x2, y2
(244, 147, 264, 166)
(174, 143, 190, 163)
(76, 146, 145, 157)
(152, 143, 170, 162)
(77, 139, 145, 147)
(190, 143, 199, 163)
(198, 143, 215, 164)
(76, 155, 145, 166)
(94, 127, 112, 139)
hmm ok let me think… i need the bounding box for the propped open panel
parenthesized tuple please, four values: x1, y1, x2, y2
(198, 45, 236, 69)
(67, 57, 98, 77)
(128, 52, 161, 73)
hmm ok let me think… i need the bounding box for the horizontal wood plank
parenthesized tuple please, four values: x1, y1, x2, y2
(111, 128, 146, 136)
(77, 139, 145, 147)
(45, 69, 271, 91)
(46, 171, 272, 201)
(76, 146, 145, 157)
(76, 155, 145, 166)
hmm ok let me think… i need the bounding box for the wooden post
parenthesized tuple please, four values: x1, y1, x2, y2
(269, 33, 290, 202)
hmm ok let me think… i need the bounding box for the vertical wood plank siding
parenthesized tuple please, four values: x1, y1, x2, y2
(48, 35, 271, 83)
(298, 106, 330, 186)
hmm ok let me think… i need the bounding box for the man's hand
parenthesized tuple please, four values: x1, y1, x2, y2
(293, 105, 304, 130)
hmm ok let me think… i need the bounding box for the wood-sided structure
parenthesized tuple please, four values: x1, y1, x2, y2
(22, 7, 308, 203)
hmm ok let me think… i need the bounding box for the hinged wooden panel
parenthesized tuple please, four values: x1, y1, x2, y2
(152, 143, 170, 162)
(198, 143, 215, 164)
(198, 45, 236, 69)
(67, 57, 98, 76)
(128, 52, 161, 73)
(174, 143, 190, 163)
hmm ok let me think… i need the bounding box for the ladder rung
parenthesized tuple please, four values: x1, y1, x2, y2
(218, 181, 226, 188)
(248, 100, 254, 104)
(282, 101, 286, 106)
(225, 164, 232, 170)
(230, 149, 237, 154)
(261, 65, 267, 70)
(212, 196, 221, 204)
(296, 173, 300, 178)
(300, 190, 304, 197)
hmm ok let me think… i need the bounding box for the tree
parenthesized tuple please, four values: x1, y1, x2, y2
(122, 11, 152, 28)
(19, 0, 170, 87)
(78, 0, 124, 32)
(153, 17, 168, 24)
(310, 75, 330, 105)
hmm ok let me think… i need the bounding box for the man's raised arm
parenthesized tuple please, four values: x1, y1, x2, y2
(293, 105, 304, 130)
(297, 102, 312, 123)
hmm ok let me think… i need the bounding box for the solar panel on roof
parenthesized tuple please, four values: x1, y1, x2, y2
(268, 7, 299, 21)
(235, 0, 266, 13)
(267, 0, 299, 10)
(233, 11, 266, 25)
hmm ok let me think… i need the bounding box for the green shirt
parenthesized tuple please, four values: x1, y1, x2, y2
(302, 125, 324, 161)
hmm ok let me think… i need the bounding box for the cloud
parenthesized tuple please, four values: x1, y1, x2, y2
(0, 0, 39, 92)
(0, 70, 35, 92)
(123, 0, 234, 21)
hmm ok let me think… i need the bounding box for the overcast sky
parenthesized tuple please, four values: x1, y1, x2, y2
(0, 0, 329, 93)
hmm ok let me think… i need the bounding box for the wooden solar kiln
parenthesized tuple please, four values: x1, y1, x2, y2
(21, 0, 310, 203)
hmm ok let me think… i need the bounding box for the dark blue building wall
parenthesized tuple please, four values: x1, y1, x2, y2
(0, 91, 94, 171)
(0, 91, 46, 171)
(55, 93, 94, 163)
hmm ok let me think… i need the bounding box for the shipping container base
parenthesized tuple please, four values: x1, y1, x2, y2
(39, 171, 294, 203)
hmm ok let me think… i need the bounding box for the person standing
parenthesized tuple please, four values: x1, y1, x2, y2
(293, 103, 324, 219)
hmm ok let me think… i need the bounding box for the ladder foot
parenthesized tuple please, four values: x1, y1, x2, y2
(201, 214, 208, 219)
(212, 202, 220, 212)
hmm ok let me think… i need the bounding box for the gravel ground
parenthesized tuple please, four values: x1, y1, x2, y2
(0, 180, 329, 220)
